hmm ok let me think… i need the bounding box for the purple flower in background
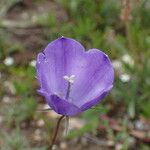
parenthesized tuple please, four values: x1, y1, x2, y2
(36, 37, 114, 116)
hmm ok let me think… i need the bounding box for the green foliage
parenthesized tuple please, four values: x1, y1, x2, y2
(73, 18, 96, 39)
(115, 119, 131, 150)
(10, 66, 36, 96)
(140, 144, 150, 150)
(141, 101, 150, 118)
(0, 127, 46, 150)
(132, 0, 150, 28)
(34, 13, 57, 28)
(0, 127, 29, 150)
(100, 0, 120, 26)
(0, 30, 23, 59)
(67, 105, 107, 138)
(0, 97, 37, 126)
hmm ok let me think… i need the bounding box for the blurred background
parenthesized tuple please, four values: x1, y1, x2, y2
(0, 0, 150, 149)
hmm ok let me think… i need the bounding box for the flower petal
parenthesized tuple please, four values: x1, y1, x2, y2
(80, 85, 113, 111)
(46, 94, 81, 116)
(70, 49, 114, 107)
(37, 37, 85, 99)
(36, 52, 53, 94)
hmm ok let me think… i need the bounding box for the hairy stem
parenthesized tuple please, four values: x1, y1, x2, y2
(48, 115, 65, 150)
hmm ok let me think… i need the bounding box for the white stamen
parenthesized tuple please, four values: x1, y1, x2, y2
(63, 75, 75, 84)
(122, 54, 134, 67)
(119, 74, 130, 83)
(29, 60, 36, 67)
(112, 60, 122, 70)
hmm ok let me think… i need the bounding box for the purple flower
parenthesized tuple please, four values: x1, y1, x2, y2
(36, 37, 114, 116)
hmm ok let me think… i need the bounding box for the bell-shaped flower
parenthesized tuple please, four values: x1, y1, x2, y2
(36, 37, 114, 116)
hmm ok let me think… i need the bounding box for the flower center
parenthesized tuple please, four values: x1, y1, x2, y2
(63, 75, 75, 100)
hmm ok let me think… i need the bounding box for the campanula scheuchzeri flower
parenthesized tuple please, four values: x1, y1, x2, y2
(36, 37, 114, 116)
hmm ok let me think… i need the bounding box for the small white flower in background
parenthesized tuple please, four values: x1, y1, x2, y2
(37, 119, 45, 127)
(68, 118, 85, 130)
(42, 104, 50, 110)
(34, 129, 42, 141)
(4, 57, 14, 66)
(119, 73, 131, 83)
(2, 96, 11, 103)
(29, 60, 36, 67)
(135, 120, 144, 130)
(112, 60, 122, 70)
(4, 81, 16, 95)
(60, 142, 67, 149)
(115, 143, 123, 150)
(122, 54, 134, 67)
